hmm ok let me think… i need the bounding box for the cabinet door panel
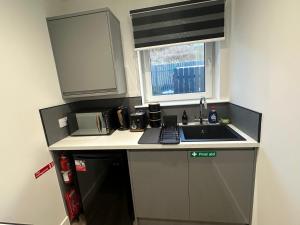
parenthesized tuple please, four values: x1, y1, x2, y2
(188, 150, 256, 224)
(48, 12, 116, 94)
(128, 151, 189, 220)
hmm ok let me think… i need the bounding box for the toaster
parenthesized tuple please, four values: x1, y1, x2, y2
(130, 112, 147, 132)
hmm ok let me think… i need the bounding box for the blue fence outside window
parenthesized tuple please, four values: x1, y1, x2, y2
(151, 60, 205, 96)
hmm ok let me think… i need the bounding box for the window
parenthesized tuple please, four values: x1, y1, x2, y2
(138, 42, 214, 104)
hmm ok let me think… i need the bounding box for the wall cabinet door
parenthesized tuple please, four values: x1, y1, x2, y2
(188, 150, 256, 224)
(47, 9, 126, 98)
(128, 151, 189, 221)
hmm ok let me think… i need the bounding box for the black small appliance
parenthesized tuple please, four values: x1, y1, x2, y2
(117, 106, 130, 130)
(130, 112, 147, 132)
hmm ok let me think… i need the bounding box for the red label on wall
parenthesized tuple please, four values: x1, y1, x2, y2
(35, 161, 54, 179)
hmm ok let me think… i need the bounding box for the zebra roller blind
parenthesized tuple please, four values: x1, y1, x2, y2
(130, 0, 225, 49)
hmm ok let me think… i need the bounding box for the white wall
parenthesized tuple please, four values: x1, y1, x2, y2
(43, 0, 230, 99)
(0, 1, 67, 224)
(229, 1, 300, 225)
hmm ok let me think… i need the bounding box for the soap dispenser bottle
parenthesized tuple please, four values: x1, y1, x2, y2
(208, 106, 218, 124)
(182, 110, 188, 125)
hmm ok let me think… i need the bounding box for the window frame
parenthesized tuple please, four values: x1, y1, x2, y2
(137, 42, 214, 104)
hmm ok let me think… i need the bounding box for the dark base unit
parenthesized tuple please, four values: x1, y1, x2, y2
(73, 151, 134, 225)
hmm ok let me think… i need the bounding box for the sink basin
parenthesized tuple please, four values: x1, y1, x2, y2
(179, 125, 246, 142)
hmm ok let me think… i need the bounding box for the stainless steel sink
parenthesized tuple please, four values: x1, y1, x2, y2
(179, 125, 246, 142)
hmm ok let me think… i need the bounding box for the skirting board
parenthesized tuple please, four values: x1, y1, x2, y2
(60, 216, 69, 225)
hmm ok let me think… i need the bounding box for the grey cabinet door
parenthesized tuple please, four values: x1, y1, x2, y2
(48, 12, 117, 96)
(128, 151, 189, 221)
(188, 150, 256, 224)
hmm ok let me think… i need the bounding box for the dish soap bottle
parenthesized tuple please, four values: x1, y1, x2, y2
(182, 110, 188, 125)
(208, 106, 218, 124)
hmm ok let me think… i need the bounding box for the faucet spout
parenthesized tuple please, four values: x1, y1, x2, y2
(199, 97, 207, 125)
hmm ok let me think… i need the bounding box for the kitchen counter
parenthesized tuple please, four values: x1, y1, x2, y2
(49, 124, 259, 151)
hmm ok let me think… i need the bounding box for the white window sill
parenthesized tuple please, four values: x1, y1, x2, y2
(135, 98, 230, 109)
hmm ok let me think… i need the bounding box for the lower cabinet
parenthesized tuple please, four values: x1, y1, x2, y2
(189, 150, 256, 224)
(128, 151, 189, 220)
(128, 149, 256, 225)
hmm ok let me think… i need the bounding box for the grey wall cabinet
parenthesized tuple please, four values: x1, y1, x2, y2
(128, 149, 256, 225)
(128, 151, 189, 221)
(47, 9, 126, 99)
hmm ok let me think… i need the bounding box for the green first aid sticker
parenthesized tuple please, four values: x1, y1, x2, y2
(190, 151, 217, 158)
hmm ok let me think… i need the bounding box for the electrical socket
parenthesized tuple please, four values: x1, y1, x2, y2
(58, 117, 68, 128)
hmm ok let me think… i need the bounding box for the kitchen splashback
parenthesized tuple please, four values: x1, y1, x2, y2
(40, 97, 261, 146)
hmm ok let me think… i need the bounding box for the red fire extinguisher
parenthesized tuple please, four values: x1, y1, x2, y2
(60, 155, 70, 171)
(65, 188, 80, 221)
(60, 155, 73, 184)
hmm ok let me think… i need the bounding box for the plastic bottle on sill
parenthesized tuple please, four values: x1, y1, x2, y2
(208, 106, 218, 124)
